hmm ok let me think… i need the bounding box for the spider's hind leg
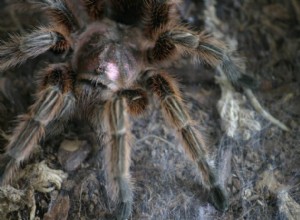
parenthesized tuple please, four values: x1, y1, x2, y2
(0, 63, 75, 185)
(140, 70, 228, 211)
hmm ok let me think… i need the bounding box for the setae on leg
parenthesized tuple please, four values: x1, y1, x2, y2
(0, 64, 75, 185)
(140, 69, 228, 211)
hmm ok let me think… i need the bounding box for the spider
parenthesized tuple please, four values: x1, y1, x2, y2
(0, 0, 259, 219)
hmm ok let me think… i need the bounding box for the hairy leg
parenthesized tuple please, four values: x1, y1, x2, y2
(82, 0, 105, 20)
(146, 26, 256, 90)
(0, 63, 75, 184)
(142, 0, 181, 39)
(28, 0, 79, 32)
(117, 89, 148, 116)
(104, 96, 133, 220)
(140, 69, 228, 211)
(0, 27, 70, 72)
(140, 0, 253, 89)
(100, 88, 148, 220)
(0, 0, 80, 72)
(146, 26, 289, 130)
(141, 2, 288, 132)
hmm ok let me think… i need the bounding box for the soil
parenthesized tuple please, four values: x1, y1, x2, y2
(0, 0, 299, 220)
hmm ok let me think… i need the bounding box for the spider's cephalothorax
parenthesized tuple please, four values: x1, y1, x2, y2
(0, 0, 260, 219)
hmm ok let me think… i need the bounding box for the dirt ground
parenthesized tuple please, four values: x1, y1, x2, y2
(0, 0, 299, 220)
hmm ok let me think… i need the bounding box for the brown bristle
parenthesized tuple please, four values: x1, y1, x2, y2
(143, 70, 228, 211)
(0, 27, 70, 72)
(41, 64, 74, 93)
(82, 0, 105, 20)
(120, 89, 149, 116)
(196, 33, 226, 66)
(53, 0, 80, 32)
(143, 0, 180, 39)
(148, 33, 176, 62)
(146, 72, 180, 100)
(50, 32, 69, 53)
(48, 10, 74, 33)
(145, 1, 171, 30)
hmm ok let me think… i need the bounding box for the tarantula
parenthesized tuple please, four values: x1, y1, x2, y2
(0, 0, 260, 219)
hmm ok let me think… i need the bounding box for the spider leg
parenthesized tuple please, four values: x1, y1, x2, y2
(142, 0, 180, 39)
(117, 89, 148, 116)
(146, 27, 290, 130)
(103, 89, 148, 220)
(141, 0, 252, 88)
(82, 0, 105, 20)
(0, 27, 70, 72)
(140, 70, 228, 211)
(0, 0, 80, 72)
(146, 26, 257, 90)
(28, 0, 79, 32)
(105, 96, 132, 220)
(0, 63, 76, 184)
(141, 0, 252, 89)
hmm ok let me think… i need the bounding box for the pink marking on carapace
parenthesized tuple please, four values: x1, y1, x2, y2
(106, 62, 120, 81)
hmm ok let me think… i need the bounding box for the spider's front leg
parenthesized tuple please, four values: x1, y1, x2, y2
(140, 70, 228, 211)
(0, 64, 75, 184)
(106, 96, 132, 220)
(103, 89, 148, 220)
(0, 0, 79, 72)
(0, 27, 70, 72)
